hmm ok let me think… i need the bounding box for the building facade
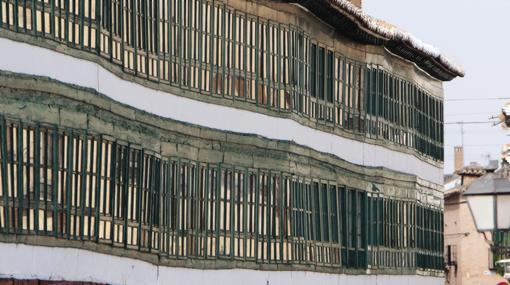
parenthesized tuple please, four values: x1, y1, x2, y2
(444, 162, 509, 285)
(0, 0, 462, 284)
(444, 164, 500, 285)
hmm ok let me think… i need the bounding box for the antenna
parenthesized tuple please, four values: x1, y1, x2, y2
(460, 121, 464, 147)
(483, 152, 491, 164)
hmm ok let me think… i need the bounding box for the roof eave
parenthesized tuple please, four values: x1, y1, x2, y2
(286, 0, 464, 81)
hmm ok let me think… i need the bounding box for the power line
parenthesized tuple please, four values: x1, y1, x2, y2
(445, 97, 510, 102)
(448, 130, 504, 134)
(446, 112, 495, 117)
(445, 121, 502, 148)
(444, 121, 497, 125)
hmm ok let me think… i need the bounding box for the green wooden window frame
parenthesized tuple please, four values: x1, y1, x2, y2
(0, 117, 443, 271)
(0, 0, 443, 161)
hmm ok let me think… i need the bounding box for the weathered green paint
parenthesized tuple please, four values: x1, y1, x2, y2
(0, 116, 8, 232)
(0, 57, 444, 277)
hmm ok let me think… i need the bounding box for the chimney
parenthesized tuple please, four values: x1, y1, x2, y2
(349, 0, 362, 8)
(454, 146, 464, 173)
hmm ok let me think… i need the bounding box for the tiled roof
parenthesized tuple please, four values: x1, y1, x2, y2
(286, 0, 464, 81)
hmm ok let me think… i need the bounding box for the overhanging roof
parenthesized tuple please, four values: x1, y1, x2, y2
(282, 0, 464, 81)
(464, 174, 510, 196)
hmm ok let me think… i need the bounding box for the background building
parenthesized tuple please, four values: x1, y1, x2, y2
(444, 161, 501, 284)
(0, 0, 462, 284)
(444, 146, 510, 284)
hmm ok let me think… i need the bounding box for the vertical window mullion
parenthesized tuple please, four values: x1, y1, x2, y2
(79, 132, 88, 240)
(0, 118, 9, 233)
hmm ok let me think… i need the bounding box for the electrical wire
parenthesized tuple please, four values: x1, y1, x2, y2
(445, 97, 510, 102)
(444, 121, 497, 125)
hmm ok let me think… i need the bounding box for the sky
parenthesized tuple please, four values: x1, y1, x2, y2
(364, 0, 510, 174)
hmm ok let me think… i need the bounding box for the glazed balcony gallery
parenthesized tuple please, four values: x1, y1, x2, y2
(0, 119, 443, 271)
(0, 0, 444, 160)
(0, 0, 462, 283)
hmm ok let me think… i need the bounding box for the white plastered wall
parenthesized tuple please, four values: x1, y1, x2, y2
(0, 37, 443, 184)
(0, 242, 443, 285)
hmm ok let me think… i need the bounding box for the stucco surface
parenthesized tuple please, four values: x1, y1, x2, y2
(0, 242, 444, 285)
(0, 37, 443, 185)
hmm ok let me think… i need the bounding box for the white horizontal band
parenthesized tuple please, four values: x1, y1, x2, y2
(0, 242, 442, 285)
(0, 37, 443, 184)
